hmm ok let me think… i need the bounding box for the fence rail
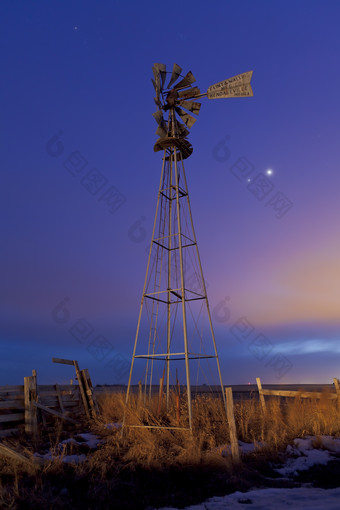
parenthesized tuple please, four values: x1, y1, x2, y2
(256, 377, 340, 412)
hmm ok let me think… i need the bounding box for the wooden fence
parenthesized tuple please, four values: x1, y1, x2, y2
(256, 377, 340, 412)
(0, 384, 25, 438)
(0, 360, 97, 438)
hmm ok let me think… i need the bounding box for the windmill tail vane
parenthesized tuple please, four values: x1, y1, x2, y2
(152, 63, 253, 159)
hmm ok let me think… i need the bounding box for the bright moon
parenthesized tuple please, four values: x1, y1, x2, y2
(266, 169, 273, 176)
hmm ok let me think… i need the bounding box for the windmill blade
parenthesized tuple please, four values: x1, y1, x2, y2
(175, 107, 197, 129)
(152, 64, 159, 83)
(156, 125, 168, 138)
(207, 71, 253, 99)
(153, 63, 167, 89)
(152, 110, 164, 125)
(173, 71, 196, 91)
(151, 78, 156, 90)
(178, 100, 201, 115)
(151, 79, 161, 106)
(153, 110, 168, 137)
(177, 86, 201, 99)
(175, 120, 190, 138)
(152, 65, 161, 96)
(167, 63, 182, 89)
(151, 75, 161, 104)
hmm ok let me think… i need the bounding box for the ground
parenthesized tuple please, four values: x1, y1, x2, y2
(1, 393, 340, 509)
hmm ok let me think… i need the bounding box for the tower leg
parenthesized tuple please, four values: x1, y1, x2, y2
(122, 152, 167, 432)
(166, 157, 173, 411)
(174, 149, 192, 432)
(180, 153, 227, 416)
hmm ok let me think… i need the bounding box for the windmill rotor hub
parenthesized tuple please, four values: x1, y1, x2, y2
(165, 89, 178, 108)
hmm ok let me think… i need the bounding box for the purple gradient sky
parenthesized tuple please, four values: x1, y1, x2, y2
(1, 1, 340, 384)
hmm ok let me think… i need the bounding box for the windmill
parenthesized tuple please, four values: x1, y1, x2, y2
(123, 64, 253, 432)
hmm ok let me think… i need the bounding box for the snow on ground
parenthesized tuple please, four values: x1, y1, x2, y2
(275, 435, 340, 476)
(159, 487, 340, 509)
(221, 440, 266, 456)
(34, 432, 102, 464)
(160, 435, 340, 510)
(75, 432, 103, 449)
(221, 435, 340, 475)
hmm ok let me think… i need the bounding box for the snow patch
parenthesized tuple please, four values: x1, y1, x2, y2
(221, 440, 266, 457)
(74, 433, 103, 448)
(275, 435, 340, 476)
(34, 431, 102, 463)
(159, 486, 340, 509)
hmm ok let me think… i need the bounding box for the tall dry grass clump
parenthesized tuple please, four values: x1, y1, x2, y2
(233, 389, 340, 449)
(92, 390, 229, 470)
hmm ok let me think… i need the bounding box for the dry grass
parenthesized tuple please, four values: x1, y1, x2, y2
(95, 389, 340, 461)
(1, 390, 340, 509)
(91, 391, 229, 470)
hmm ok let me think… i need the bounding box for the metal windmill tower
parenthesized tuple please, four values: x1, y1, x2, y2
(123, 63, 253, 432)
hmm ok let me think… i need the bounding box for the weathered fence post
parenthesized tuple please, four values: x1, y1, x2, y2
(176, 370, 181, 424)
(157, 376, 164, 416)
(225, 387, 240, 463)
(256, 377, 266, 412)
(138, 380, 143, 404)
(52, 358, 90, 417)
(80, 368, 99, 416)
(24, 371, 38, 436)
(73, 361, 90, 417)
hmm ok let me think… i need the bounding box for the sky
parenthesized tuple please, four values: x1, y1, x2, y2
(1, 0, 340, 385)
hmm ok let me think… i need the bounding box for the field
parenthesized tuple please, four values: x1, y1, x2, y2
(1, 387, 340, 509)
